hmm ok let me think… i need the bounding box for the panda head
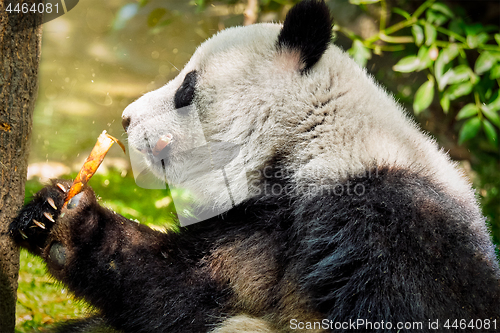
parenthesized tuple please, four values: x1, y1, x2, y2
(122, 0, 474, 220)
(121, 0, 335, 214)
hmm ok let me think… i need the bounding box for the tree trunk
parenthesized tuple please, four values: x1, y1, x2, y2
(0, 1, 42, 331)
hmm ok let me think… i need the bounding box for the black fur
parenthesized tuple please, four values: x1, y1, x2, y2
(293, 168, 500, 324)
(277, 0, 333, 72)
(50, 316, 119, 333)
(10, 167, 500, 332)
(174, 70, 197, 110)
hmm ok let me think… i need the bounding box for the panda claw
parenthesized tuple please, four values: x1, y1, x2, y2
(43, 212, 55, 223)
(33, 219, 46, 229)
(19, 229, 28, 239)
(47, 197, 57, 210)
(56, 183, 67, 193)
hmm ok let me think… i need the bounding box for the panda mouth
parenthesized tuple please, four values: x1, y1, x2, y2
(152, 134, 173, 157)
(148, 133, 173, 161)
(135, 133, 174, 160)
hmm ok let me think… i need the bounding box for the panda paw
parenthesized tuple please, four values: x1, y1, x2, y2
(9, 180, 78, 251)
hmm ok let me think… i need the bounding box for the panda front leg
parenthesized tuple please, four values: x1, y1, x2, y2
(9, 181, 227, 333)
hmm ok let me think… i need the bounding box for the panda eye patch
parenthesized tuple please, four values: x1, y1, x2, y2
(174, 70, 197, 111)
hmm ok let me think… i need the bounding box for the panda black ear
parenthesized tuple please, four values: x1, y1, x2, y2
(277, 0, 333, 73)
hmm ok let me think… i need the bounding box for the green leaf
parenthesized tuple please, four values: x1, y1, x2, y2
(482, 106, 500, 129)
(435, 43, 459, 82)
(482, 92, 500, 127)
(412, 25, 424, 46)
(486, 91, 500, 113)
(438, 64, 471, 90)
(456, 103, 479, 120)
(426, 10, 449, 26)
(413, 79, 435, 115)
(349, 0, 380, 4)
(467, 32, 489, 48)
(416, 46, 433, 71)
(446, 81, 474, 101)
(476, 76, 496, 101)
(477, 32, 490, 45)
(424, 22, 437, 46)
(430, 3, 454, 18)
(495, 34, 500, 46)
(393, 55, 420, 73)
(492, 51, 500, 62)
(482, 119, 498, 147)
(458, 117, 481, 144)
(348, 40, 371, 67)
(447, 65, 472, 84)
(444, 43, 460, 60)
(392, 7, 411, 20)
(491, 64, 500, 80)
(475, 52, 497, 75)
(440, 94, 450, 113)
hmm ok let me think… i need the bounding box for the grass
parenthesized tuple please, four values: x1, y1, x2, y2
(15, 250, 90, 332)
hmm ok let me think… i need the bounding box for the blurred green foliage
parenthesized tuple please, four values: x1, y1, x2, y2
(348, 0, 500, 148)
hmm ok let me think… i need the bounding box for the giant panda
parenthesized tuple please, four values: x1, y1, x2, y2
(10, 1, 500, 332)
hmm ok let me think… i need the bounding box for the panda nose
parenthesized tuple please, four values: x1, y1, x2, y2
(122, 116, 131, 132)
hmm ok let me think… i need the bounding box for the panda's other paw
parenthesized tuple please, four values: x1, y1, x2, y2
(9, 180, 73, 252)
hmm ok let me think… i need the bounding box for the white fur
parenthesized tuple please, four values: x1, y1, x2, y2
(123, 23, 478, 224)
(210, 315, 276, 333)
